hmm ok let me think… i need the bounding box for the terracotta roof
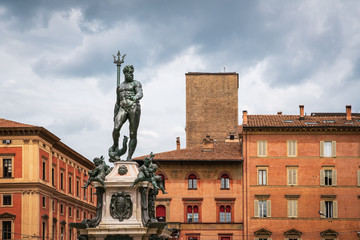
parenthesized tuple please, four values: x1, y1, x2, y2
(245, 114, 360, 128)
(0, 118, 37, 128)
(134, 142, 243, 162)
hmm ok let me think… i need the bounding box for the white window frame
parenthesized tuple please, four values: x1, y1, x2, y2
(320, 141, 336, 157)
(287, 199, 298, 218)
(254, 200, 271, 218)
(258, 169, 267, 186)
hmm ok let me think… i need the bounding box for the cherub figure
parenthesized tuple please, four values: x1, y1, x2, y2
(131, 152, 167, 194)
(83, 156, 111, 188)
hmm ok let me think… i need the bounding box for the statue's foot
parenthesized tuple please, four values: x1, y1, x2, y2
(126, 156, 132, 161)
(162, 191, 168, 194)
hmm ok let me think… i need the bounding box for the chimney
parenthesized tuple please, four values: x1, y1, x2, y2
(176, 137, 180, 151)
(242, 110, 248, 125)
(299, 105, 304, 120)
(277, 111, 282, 115)
(346, 105, 352, 121)
(202, 135, 214, 152)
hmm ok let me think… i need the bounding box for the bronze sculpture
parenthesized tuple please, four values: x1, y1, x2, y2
(109, 63, 143, 161)
(83, 156, 111, 188)
(131, 152, 167, 194)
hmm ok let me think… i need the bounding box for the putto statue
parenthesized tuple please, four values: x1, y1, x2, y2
(83, 156, 111, 188)
(109, 57, 143, 161)
(131, 152, 167, 194)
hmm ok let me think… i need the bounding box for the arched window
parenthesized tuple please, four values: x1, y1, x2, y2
(221, 174, 230, 189)
(158, 174, 165, 189)
(187, 205, 199, 222)
(188, 174, 197, 189)
(219, 205, 231, 222)
(156, 205, 166, 222)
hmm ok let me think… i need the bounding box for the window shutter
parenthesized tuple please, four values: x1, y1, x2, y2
(320, 170, 325, 186)
(254, 200, 259, 217)
(288, 200, 293, 217)
(333, 201, 338, 218)
(320, 141, 324, 157)
(267, 200, 271, 217)
(320, 201, 325, 218)
(357, 170, 360, 186)
(264, 141, 267, 156)
(287, 141, 291, 156)
(257, 141, 260, 156)
(287, 169, 291, 185)
(293, 169, 297, 185)
(331, 141, 336, 157)
(332, 170, 337, 186)
(295, 200, 298, 217)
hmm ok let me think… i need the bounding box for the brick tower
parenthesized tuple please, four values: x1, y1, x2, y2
(186, 72, 239, 148)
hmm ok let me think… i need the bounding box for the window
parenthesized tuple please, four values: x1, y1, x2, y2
(42, 221, 46, 240)
(187, 205, 199, 222)
(83, 212, 86, 219)
(90, 188, 93, 202)
(77, 209, 80, 219)
(52, 223, 55, 240)
(3, 159, 12, 178)
(42, 196, 46, 208)
(320, 169, 337, 186)
(69, 207, 72, 217)
(188, 174, 197, 189)
(320, 200, 338, 218)
(2, 221, 11, 240)
(187, 235, 199, 240)
(287, 140, 297, 157)
(60, 171, 64, 190)
(42, 161, 46, 181)
(2, 195, 11, 206)
(69, 227, 72, 240)
(287, 167, 297, 185)
(219, 235, 232, 240)
(258, 169, 267, 185)
(69, 175, 73, 193)
(219, 205, 231, 222)
(52, 167, 56, 186)
(221, 174, 230, 189)
(257, 140, 267, 157)
(60, 204, 64, 214)
(287, 200, 298, 217)
(156, 205, 166, 222)
(60, 226, 64, 240)
(52, 200, 55, 212)
(158, 174, 165, 189)
(320, 141, 336, 157)
(254, 199, 271, 218)
(76, 179, 80, 197)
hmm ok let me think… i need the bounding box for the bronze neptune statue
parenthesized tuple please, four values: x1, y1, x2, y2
(109, 54, 143, 161)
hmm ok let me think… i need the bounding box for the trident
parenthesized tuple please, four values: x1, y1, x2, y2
(112, 51, 127, 87)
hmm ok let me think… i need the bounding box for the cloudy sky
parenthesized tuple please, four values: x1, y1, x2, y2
(1, 0, 360, 161)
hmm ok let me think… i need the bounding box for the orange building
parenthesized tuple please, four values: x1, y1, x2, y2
(242, 105, 360, 240)
(138, 136, 244, 240)
(0, 119, 96, 240)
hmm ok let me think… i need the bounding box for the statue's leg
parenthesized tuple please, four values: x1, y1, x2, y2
(127, 106, 141, 160)
(111, 109, 128, 150)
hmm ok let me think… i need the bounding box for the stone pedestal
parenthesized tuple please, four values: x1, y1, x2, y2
(79, 161, 168, 240)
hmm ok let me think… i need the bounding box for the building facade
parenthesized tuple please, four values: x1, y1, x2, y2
(141, 136, 243, 240)
(0, 119, 96, 240)
(242, 105, 360, 240)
